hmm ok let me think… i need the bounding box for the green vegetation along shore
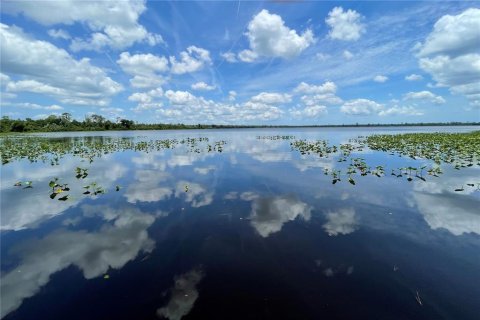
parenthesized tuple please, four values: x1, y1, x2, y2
(1, 114, 479, 133)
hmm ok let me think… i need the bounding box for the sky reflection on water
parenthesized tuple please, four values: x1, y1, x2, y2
(1, 127, 479, 319)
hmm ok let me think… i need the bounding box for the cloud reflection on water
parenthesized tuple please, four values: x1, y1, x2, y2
(123, 169, 214, 208)
(249, 194, 312, 237)
(156, 267, 204, 320)
(174, 181, 214, 208)
(1, 157, 126, 231)
(0, 204, 160, 318)
(323, 207, 358, 236)
(125, 170, 172, 203)
(412, 168, 480, 236)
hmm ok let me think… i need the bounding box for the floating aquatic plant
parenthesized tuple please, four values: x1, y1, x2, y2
(13, 181, 33, 188)
(49, 178, 70, 200)
(290, 131, 480, 190)
(83, 182, 106, 196)
(75, 167, 88, 179)
(363, 131, 480, 167)
(256, 135, 296, 140)
(0, 136, 227, 165)
(3, 131, 479, 198)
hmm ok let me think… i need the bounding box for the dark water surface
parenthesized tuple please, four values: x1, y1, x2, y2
(1, 127, 479, 319)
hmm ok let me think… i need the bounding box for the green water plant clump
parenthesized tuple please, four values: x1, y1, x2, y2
(364, 131, 480, 167)
(290, 131, 480, 189)
(49, 178, 70, 201)
(256, 135, 296, 140)
(0, 136, 227, 165)
(290, 139, 338, 157)
(4, 131, 479, 199)
(2, 135, 228, 201)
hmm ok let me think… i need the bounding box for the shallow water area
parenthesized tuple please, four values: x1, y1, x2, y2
(1, 126, 479, 320)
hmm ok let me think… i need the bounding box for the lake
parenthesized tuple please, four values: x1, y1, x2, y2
(1, 126, 479, 320)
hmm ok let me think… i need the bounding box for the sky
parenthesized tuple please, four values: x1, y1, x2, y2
(0, 0, 479, 125)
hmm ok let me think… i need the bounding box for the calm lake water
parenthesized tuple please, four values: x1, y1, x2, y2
(1, 126, 479, 320)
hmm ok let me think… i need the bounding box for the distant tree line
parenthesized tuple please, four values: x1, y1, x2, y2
(0, 113, 479, 133)
(1, 113, 135, 132)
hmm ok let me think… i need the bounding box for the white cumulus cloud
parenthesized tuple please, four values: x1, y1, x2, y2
(404, 90, 445, 104)
(294, 81, 337, 95)
(325, 7, 365, 41)
(117, 52, 169, 75)
(340, 99, 384, 115)
(3, 0, 163, 51)
(170, 46, 212, 75)
(128, 88, 163, 105)
(378, 106, 424, 116)
(156, 91, 284, 124)
(117, 52, 169, 89)
(191, 81, 216, 91)
(417, 8, 480, 107)
(301, 94, 343, 106)
(240, 9, 315, 61)
(405, 74, 423, 81)
(1, 24, 122, 106)
(17, 0, 161, 51)
(250, 92, 292, 104)
(418, 8, 480, 57)
(290, 105, 328, 118)
(237, 49, 259, 63)
(373, 75, 388, 83)
(220, 52, 237, 63)
(165, 90, 199, 105)
(47, 28, 70, 40)
(295, 81, 343, 106)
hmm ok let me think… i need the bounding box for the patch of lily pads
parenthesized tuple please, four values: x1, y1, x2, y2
(1, 135, 226, 201)
(290, 131, 480, 190)
(3, 131, 479, 199)
(0, 136, 227, 165)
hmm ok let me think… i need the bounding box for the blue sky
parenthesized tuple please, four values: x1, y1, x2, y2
(1, 0, 479, 125)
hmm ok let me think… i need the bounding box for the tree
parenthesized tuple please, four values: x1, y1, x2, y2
(120, 119, 134, 129)
(61, 112, 72, 123)
(0, 116, 12, 132)
(90, 114, 105, 124)
(11, 120, 25, 132)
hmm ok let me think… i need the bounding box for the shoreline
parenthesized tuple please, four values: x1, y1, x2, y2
(1, 122, 479, 134)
